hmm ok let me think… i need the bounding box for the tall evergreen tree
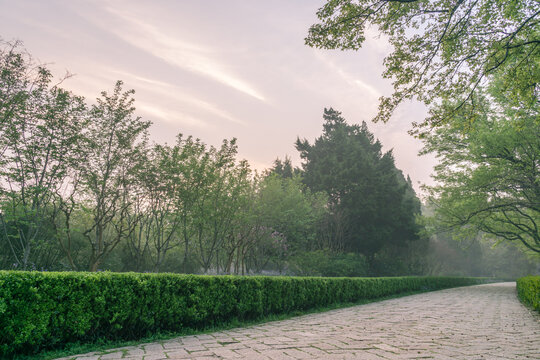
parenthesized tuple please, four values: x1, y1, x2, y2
(296, 108, 421, 259)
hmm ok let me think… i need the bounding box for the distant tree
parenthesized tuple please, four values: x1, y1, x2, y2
(306, 0, 539, 133)
(296, 108, 422, 260)
(224, 174, 328, 275)
(269, 156, 301, 178)
(257, 174, 328, 255)
(221, 176, 260, 275)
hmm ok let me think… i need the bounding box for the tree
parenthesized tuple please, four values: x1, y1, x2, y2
(0, 39, 87, 270)
(296, 108, 422, 260)
(169, 135, 212, 273)
(269, 156, 301, 178)
(132, 144, 184, 272)
(191, 139, 252, 273)
(306, 0, 539, 133)
(257, 174, 327, 255)
(78, 81, 150, 271)
(220, 176, 260, 275)
(421, 86, 540, 253)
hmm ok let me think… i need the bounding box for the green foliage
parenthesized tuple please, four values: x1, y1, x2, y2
(0, 271, 487, 356)
(296, 108, 422, 258)
(421, 85, 540, 253)
(306, 0, 539, 130)
(80, 81, 151, 272)
(269, 156, 301, 178)
(1, 40, 322, 276)
(290, 250, 368, 277)
(307, 1, 539, 262)
(0, 40, 88, 271)
(517, 276, 540, 312)
(257, 174, 328, 255)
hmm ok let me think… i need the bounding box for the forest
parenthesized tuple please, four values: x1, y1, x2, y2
(0, 40, 537, 278)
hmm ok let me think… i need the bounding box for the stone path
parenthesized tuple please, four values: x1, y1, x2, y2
(58, 283, 539, 360)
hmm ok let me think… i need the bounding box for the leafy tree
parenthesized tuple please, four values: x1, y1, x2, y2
(0, 39, 87, 270)
(306, 0, 539, 132)
(133, 144, 185, 272)
(220, 177, 260, 275)
(78, 81, 150, 271)
(421, 85, 540, 253)
(171, 137, 252, 274)
(157, 135, 212, 273)
(257, 174, 327, 255)
(307, 0, 539, 262)
(296, 108, 422, 260)
(245, 174, 328, 273)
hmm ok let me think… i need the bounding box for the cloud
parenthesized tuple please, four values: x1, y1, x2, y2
(137, 103, 209, 128)
(315, 52, 380, 98)
(108, 69, 244, 125)
(97, 6, 266, 102)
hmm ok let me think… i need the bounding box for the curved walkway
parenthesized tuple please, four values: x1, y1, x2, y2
(59, 283, 539, 360)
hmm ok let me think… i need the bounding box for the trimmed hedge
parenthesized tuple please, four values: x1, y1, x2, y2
(0, 271, 487, 356)
(517, 276, 540, 312)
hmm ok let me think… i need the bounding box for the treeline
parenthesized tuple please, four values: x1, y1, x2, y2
(0, 40, 433, 275)
(8, 41, 534, 278)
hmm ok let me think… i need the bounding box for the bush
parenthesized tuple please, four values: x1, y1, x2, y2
(0, 271, 487, 356)
(517, 276, 540, 312)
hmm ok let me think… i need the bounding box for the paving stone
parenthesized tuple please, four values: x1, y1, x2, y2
(233, 347, 270, 359)
(125, 348, 145, 356)
(184, 345, 209, 353)
(209, 348, 239, 358)
(281, 348, 311, 359)
(100, 352, 124, 360)
(144, 344, 164, 352)
(184, 351, 214, 357)
(297, 347, 328, 357)
(56, 283, 539, 360)
(180, 337, 202, 345)
(163, 341, 185, 350)
(142, 354, 167, 360)
(260, 349, 296, 360)
(165, 349, 190, 358)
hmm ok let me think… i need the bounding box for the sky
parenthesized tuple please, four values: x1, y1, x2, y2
(0, 0, 437, 195)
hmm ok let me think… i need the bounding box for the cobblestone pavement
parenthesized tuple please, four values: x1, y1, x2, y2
(58, 283, 539, 360)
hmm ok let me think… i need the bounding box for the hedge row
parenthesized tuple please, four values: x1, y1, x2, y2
(0, 271, 487, 356)
(517, 276, 540, 312)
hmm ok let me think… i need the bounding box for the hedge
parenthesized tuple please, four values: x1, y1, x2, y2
(517, 276, 540, 312)
(0, 271, 487, 356)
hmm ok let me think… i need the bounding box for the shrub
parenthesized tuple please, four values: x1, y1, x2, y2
(0, 271, 486, 356)
(517, 276, 540, 312)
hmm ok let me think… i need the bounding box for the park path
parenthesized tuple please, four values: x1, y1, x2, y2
(58, 283, 539, 360)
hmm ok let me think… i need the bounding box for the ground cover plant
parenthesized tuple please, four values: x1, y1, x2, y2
(0, 270, 489, 357)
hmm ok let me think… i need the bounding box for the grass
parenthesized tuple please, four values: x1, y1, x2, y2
(6, 285, 475, 360)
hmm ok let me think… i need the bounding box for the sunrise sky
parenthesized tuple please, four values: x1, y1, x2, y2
(0, 0, 436, 195)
